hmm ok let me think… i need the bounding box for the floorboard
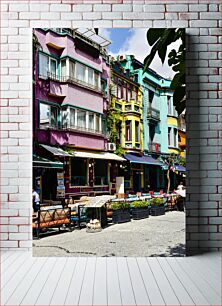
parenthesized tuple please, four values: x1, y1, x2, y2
(78, 257, 96, 306)
(176, 257, 221, 305)
(166, 257, 211, 305)
(64, 257, 87, 306)
(20, 257, 56, 305)
(186, 255, 220, 294)
(106, 257, 122, 306)
(157, 257, 195, 305)
(146, 257, 180, 305)
(1, 251, 221, 306)
(93, 257, 107, 306)
(116, 257, 136, 305)
(137, 257, 165, 305)
(127, 257, 150, 306)
(4, 257, 46, 305)
(35, 257, 67, 305)
(50, 257, 78, 305)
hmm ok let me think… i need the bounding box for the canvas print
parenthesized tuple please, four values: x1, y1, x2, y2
(32, 28, 186, 257)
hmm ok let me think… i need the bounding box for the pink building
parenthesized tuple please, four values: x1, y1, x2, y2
(33, 29, 124, 200)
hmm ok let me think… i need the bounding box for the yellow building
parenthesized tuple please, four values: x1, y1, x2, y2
(178, 113, 186, 157)
(110, 67, 143, 192)
(111, 69, 143, 153)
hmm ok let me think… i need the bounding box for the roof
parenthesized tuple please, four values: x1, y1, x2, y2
(124, 153, 163, 166)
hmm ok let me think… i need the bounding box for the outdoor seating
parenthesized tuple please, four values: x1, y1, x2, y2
(32, 207, 72, 238)
(70, 205, 88, 229)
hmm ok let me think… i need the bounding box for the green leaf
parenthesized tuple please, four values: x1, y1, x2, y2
(170, 73, 181, 90)
(147, 28, 165, 46)
(175, 99, 186, 115)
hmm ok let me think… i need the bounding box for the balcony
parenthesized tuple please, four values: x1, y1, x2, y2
(61, 124, 106, 137)
(148, 142, 161, 153)
(147, 107, 160, 121)
(47, 72, 102, 94)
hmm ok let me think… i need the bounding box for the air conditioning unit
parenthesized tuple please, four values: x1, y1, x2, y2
(108, 142, 116, 151)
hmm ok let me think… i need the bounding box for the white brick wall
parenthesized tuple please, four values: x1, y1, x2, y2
(0, 0, 221, 255)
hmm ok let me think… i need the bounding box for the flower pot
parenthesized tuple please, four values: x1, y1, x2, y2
(112, 209, 131, 223)
(150, 205, 165, 216)
(131, 207, 149, 220)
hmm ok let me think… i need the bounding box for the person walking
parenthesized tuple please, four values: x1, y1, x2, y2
(32, 189, 40, 212)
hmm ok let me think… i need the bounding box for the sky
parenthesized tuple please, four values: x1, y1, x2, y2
(99, 28, 181, 80)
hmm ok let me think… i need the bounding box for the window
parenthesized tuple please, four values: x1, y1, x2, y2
(70, 108, 76, 128)
(167, 96, 172, 115)
(117, 84, 121, 98)
(77, 109, 86, 128)
(174, 128, 177, 147)
(115, 103, 122, 110)
(94, 71, 100, 89)
(127, 86, 131, 102)
(39, 53, 48, 78)
(168, 127, 171, 146)
(95, 114, 100, 132)
(149, 90, 154, 103)
(125, 120, 132, 141)
(88, 112, 94, 131)
(122, 83, 127, 100)
(61, 59, 67, 79)
(132, 89, 137, 100)
(39, 53, 58, 79)
(94, 160, 108, 185)
(69, 60, 75, 79)
(50, 58, 57, 77)
(76, 62, 86, 83)
(88, 67, 94, 86)
(71, 158, 87, 186)
(39, 103, 58, 128)
(135, 121, 140, 142)
(134, 105, 140, 112)
(125, 104, 131, 111)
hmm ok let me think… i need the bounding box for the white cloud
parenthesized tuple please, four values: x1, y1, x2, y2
(98, 28, 112, 43)
(111, 28, 181, 79)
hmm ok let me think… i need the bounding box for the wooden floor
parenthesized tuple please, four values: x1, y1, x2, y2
(1, 251, 221, 305)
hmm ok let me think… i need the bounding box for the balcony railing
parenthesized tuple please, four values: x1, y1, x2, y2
(147, 107, 160, 121)
(47, 72, 102, 93)
(61, 124, 106, 137)
(148, 142, 161, 153)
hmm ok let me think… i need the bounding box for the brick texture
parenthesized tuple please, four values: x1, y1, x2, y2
(0, 0, 221, 255)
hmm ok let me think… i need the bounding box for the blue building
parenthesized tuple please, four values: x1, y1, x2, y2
(113, 55, 180, 191)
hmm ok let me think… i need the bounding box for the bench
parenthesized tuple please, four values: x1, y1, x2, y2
(32, 207, 72, 238)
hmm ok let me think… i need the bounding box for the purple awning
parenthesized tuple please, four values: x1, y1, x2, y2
(124, 153, 163, 166)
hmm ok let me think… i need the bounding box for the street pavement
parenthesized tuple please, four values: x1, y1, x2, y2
(33, 211, 185, 257)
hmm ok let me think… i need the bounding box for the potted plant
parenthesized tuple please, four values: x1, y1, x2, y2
(131, 200, 149, 220)
(112, 202, 131, 223)
(150, 197, 165, 216)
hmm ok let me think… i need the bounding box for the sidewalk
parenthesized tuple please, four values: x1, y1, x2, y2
(33, 211, 185, 257)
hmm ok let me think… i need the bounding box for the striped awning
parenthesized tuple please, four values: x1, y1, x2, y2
(33, 155, 63, 169)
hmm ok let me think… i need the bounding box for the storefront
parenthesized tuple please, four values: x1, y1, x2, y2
(124, 153, 163, 193)
(37, 144, 126, 198)
(33, 154, 64, 202)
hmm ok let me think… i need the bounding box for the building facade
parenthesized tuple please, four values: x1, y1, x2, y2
(112, 55, 181, 192)
(33, 28, 124, 201)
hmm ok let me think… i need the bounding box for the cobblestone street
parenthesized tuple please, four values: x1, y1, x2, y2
(33, 211, 185, 257)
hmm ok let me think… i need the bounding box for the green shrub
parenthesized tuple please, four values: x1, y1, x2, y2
(150, 197, 164, 206)
(131, 201, 149, 208)
(112, 202, 130, 210)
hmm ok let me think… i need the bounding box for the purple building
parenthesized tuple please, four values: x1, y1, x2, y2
(33, 28, 124, 201)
